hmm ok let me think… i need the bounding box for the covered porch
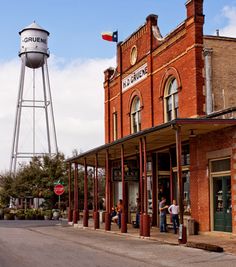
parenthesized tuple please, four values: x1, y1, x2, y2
(66, 118, 236, 242)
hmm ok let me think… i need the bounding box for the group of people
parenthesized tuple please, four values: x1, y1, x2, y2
(110, 197, 179, 234)
(110, 199, 124, 228)
(159, 197, 179, 234)
(110, 198, 141, 229)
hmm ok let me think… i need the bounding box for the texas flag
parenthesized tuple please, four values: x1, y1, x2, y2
(101, 31, 118, 42)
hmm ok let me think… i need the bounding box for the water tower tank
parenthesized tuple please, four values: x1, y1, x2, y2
(19, 22, 49, 69)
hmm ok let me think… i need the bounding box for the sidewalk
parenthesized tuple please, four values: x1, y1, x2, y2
(72, 219, 236, 255)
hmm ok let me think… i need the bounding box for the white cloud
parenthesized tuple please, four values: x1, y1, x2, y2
(0, 56, 116, 172)
(219, 6, 236, 37)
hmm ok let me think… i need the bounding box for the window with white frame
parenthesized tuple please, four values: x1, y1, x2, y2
(165, 78, 178, 122)
(131, 96, 141, 133)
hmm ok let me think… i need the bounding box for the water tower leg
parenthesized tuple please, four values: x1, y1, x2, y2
(41, 64, 51, 155)
(45, 59, 58, 154)
(10, 56, 26, 174)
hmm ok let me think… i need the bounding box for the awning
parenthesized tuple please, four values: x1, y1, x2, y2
(66, 118, 236, 167)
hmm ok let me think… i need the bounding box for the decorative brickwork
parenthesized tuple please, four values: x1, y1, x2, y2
(104, 0, 205, 143)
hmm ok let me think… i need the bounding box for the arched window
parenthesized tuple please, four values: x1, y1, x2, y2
(164, 78, 178, 122)
(131, 96, 141, 133)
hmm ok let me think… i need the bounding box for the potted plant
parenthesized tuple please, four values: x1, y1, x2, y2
(25, 209, 36, 220)
(43, 209, 52, 220)
(15, 209, 25, 220)
(3, 208, 15, 220)
(35, 209, 44, 220)
(52, 209, 60, 220)
(0, 205, 3, 220)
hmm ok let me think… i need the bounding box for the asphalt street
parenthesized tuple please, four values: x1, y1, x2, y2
(0, 220, 236, 267)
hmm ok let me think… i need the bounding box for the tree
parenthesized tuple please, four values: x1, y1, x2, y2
(0, 152, 106, 211)
(0, 172, 15, 206)
(0, 153, 68, 208)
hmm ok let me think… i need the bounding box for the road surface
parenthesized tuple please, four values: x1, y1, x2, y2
(0, 220, 236, 267)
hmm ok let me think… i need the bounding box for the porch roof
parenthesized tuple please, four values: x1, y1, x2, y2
(66, 118, 236, 167)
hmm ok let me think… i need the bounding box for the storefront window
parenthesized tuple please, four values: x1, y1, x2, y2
(147, 158, 152, 214)
(170, 144, 190, 167)
(147, 176, 152, 214)
(158, 153, 170, 171)
(181, 145, 190, 166)
(183, 171, 191, 214)
(158, 176, 170, 204)
(215, 179, 223, 212)
(173, 171, 191, 214)
(226, 178, 232, 214)
(211, 158, 230, 173)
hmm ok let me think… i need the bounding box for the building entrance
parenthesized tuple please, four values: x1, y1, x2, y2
(213, 176, 232, 232)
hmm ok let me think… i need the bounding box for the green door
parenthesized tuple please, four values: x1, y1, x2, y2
(213, 176, 232, 232)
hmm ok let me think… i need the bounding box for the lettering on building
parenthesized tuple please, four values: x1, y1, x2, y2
(122, 63, 148, 92)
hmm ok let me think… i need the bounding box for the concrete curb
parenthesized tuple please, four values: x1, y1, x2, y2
(186, 242, 224, 252)
(68, 223, 225, 253)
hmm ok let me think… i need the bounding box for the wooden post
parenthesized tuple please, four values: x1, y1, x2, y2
(152, 153, 157, 226)
(83, 158, 89, 227)
(139, 138, 143, 236)
(169, 149, 174, 202)
(73, 162, 79, 224)
(142, 137, 150, 237)
(67, 163, 73, 222)
(94, 154, 99, 229)
(175, 125, 187, 244)
(121, 144, 127, 233)
(105, 149, 111, 230)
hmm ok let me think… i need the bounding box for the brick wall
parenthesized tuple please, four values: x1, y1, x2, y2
(190, 127, 235, 232)
(204, 36, 236, 112)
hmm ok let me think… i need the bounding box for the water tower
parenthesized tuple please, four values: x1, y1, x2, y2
(10, 22, 58, 174)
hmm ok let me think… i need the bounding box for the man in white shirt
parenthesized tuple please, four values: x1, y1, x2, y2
(168, 199, 179, 234)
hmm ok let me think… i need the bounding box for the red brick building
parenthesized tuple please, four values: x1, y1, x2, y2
(67, 0, 236, 237)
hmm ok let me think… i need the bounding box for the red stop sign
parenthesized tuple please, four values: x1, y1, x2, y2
(54, 184, 65, 196)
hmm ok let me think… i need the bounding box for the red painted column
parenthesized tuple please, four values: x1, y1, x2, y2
(176, 125, 187, 244)
(109, 175, 113, 219)
(83, 158, 89, 227)
(121, 144, 127, 233)
(169, 150, 174, 202)
(143, 137, 150, 237)
(73, 162, 79, 224)
(94, 154, 99, 229)
(139, 138, 143, 236)
(152, 153, 157, 226)
(67, 163, 73, 222)
(105, 149, 111, 230)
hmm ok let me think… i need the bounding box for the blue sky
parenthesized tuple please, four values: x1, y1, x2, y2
(1, 0, 236, 172)
(0, 0, 235, 61)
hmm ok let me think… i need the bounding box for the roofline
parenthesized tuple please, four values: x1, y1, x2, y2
(204, 35, 236, 42)
(19, 28, 50, 35)
(206, 107, 236, 118)
(66, 118, 236, 163)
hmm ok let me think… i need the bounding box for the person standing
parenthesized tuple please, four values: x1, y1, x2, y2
(168, 199, 179, 234)
(159, 196, 168, 232)
(117, 199, 123, 229)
